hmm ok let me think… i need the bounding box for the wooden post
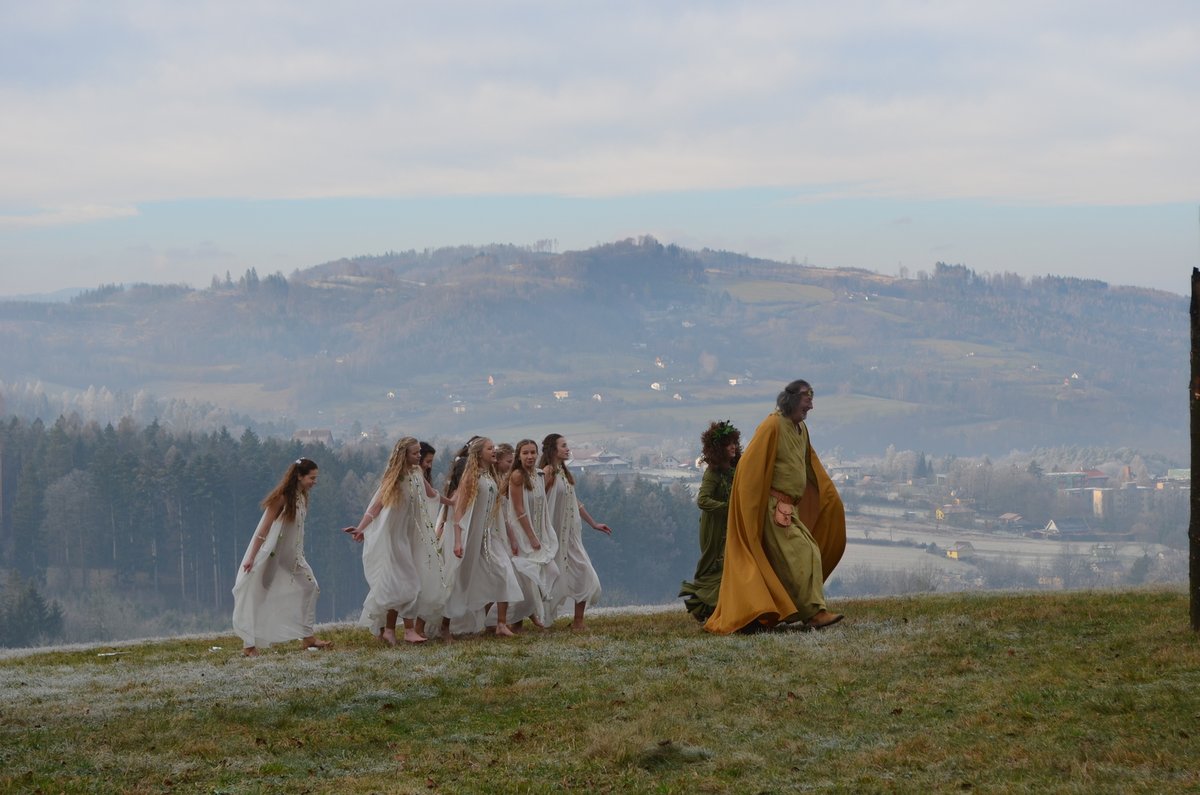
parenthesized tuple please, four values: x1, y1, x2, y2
(1191, 267, 1200, 630)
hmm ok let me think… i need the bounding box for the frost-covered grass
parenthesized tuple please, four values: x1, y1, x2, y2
(2, 589, 1198, 793)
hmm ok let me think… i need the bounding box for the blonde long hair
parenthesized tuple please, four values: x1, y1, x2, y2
(379, 436, 420, 507)
(457, 437, 497, 509)
(494, 442, 515, 498)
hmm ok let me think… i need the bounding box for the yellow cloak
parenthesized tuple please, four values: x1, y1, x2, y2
(703, 413, 846, 634)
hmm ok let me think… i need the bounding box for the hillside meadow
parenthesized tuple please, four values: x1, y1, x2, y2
(2, 588, 1197, 794)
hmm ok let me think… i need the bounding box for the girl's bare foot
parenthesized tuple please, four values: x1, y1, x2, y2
(570, 620, 587, 631)
(403, 629, 427, 643)
(302, 637, 333, 650)
(495, 624, 516, 638)
(380, 628, 398, 646)
(242, 647, 258, 657)
(530, 615, 546, 629)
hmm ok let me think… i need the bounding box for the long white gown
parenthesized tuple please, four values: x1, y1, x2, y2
(357, 468, 444, 629)
(423, 502, 458, 632)
(545, 468, 601, 616)
(232, 499, 319, 649)
(503, 473, 560, 625)
(442, 473, 523, 633)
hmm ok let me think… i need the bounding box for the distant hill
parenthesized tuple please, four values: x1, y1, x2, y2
(0, 237, 1187, 458)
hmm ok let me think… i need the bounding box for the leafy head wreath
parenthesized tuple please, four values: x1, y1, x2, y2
(711, 421, 736, 441)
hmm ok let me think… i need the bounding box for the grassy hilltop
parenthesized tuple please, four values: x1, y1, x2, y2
(2, 589, 1197, 794)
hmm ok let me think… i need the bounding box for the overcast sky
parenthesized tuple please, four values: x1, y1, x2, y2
(2, 1, 1197, 297)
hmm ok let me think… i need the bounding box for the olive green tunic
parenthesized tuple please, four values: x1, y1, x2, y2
(679, 464, 734, 621)
(761, 413, 826, 623)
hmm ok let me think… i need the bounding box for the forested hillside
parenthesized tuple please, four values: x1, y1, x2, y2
(0, 237, 1187, 457)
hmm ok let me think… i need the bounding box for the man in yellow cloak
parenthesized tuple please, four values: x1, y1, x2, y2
(704, 380, 846, 634)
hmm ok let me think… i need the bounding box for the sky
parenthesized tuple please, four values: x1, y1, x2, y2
(1, 1, 1198, 298)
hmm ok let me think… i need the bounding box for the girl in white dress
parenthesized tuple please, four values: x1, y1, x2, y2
(415, 440, 442, 638)
(439, 437, 523, 639)
(423, 440, 471, 637)
(541, 434, 613, 630)
(418, 441, 441, 530)
(345, 437, 451, 645)
(232, 457, 331, 656)
(506, 439, 560, 628)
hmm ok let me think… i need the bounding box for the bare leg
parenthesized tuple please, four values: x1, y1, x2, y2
(414, 617, 427, 637)
(494, 603, 515, 637)
(402, 617, 427, 643)
(379, 610, 399, 645)
(440, 617, 453, 644)
(242, 646, 258, 657)
(572, 601, 587, 630)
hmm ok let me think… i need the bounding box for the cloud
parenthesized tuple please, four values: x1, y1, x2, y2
(0, 205, 139, 228)
(0, 2, 1197, 215)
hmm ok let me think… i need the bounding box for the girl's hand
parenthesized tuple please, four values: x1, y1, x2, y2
(242, 560, 254, 573)
(511, 543, 519, 556)
(531, 539, 541, 551)
(454, 541, 464, 558)
(592, 523, 613, 535)
(342, 526, 365, 543)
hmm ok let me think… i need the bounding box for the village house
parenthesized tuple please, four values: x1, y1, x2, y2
(570, 450, 634, 479)
(292, 428, 334, 446)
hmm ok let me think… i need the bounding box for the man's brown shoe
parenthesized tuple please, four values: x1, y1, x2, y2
(804, 610, 845, 630)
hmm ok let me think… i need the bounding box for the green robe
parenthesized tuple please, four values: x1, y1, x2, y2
(761, 415, 826, 622)
(679, 464, 734, 621)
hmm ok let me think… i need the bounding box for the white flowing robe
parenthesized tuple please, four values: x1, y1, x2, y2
(502, 473, 561, 625)
(232, 500, 319, 648)
(545, 469, 601, 616)
(442, 474, 523, 633)
(357, 467, 445, 629)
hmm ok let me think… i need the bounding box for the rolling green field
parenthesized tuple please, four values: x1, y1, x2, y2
(722, 281, 835, 305)
(3, 589, 1197, 793)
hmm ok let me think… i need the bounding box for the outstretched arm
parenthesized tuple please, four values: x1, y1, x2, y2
(343, 496, 384, 543)
(422, 477, 454, 506)
(578, 502, 612, 536)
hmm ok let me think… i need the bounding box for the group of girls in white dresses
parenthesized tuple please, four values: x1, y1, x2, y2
(231, 433, 613, 653)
